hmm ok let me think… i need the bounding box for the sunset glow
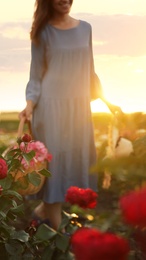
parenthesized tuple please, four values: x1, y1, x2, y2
(0, 0, 146, 113)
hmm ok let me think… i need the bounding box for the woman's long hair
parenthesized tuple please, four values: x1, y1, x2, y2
(30, 0, 52, 44)
(30, 0, 73, 44)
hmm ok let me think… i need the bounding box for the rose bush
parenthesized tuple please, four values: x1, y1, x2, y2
(1, 119, 146, 259)
(0, 134, 55, 259)
(93, 125, 146, 259)
(0, 134, 77, 259)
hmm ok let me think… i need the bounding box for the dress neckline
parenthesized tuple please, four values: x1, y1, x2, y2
(48, 20, 81, 31)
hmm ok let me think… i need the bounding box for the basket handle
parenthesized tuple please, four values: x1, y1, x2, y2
(17, 117, 32, 138)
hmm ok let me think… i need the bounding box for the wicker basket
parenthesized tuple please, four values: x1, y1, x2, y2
(11, 161, 47, 196)
(6, 117, 47, 196)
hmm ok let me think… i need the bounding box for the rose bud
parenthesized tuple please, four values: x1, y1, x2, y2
(22, 133, 32, 142)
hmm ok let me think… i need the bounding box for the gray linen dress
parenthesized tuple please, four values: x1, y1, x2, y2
(26, 20, 100, 203)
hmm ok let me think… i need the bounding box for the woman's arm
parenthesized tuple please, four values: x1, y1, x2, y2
(19, 31, 46, 120)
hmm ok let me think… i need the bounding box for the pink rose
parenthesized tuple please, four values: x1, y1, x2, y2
(0, 158, 8, 179)
(20, 140, 52, 168)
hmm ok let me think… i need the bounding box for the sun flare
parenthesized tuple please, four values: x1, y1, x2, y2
(91, 100, 111, 113)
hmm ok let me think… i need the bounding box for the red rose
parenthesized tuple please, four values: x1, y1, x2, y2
(71, 227, 129, 260)
(21, 133, 32, 142)
(65, 186, 98, 209)
(120, 188, 146, 228)
(0, 158, 8, 179)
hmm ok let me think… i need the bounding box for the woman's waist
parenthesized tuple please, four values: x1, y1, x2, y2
(41, 76, 89, 97)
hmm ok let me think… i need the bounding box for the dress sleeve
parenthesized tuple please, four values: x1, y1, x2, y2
(89, 26, 103, 101)
(26, 32, 46, 105)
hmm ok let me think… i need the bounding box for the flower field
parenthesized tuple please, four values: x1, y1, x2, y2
(1, 111, 146, 259)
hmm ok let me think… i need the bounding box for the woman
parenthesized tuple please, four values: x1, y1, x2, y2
(20, 0, 122, 230)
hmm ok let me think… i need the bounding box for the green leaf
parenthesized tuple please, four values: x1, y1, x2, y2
(55, 233, 70, 251)
(58, 214, 70, 231)
(28, 171, 41, 186)
(0, 174, 13, 189)
(3, 190, 22, 200)
(6, 148, 20, 156)
(22, 150, 35, 163)
(5, 241, 24, 256)
(42, 246, 55, 260)
(7, 203, 24, 221)
(0, 224, 14, 238)
(70, 205, 85, 216)
(10, 230, 29, 242)
(0, 211, 6, 220)
(0, 197, 14, 212)
(11, 199, 17, 208)
(10, 203, 24, 214)
(38, 168, 51, 177)
(8, 158, 21, 170)
(58, 211, 74, 232)
(35, 224, 57, 241)
(7, 212, 18, 222)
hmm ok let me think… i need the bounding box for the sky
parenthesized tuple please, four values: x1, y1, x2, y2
(0, 0, 146, 113)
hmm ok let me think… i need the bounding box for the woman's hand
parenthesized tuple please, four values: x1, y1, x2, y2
(106, 102, 124, 116)
(19, 100, 34, 121)
(100, 96, 124, 117)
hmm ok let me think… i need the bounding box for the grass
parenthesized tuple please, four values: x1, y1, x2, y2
(0, 112, 19, 133)
(0, 111, 19, 121)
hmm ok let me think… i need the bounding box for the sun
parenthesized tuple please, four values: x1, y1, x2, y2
(90, 99, 111, 113)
